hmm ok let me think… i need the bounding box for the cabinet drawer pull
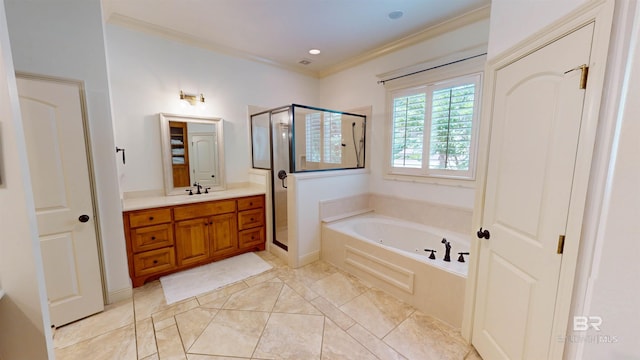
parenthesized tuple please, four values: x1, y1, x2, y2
(149, 216, 154, 221)
(251, 235, 255, 240)
(249, 202, 253, 206)
(151, 236, 156, 240)
(153, 260, 158, 264)
(250, 217, 254, 221)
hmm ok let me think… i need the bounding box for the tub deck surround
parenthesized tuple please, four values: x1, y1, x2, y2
(322, 213, 469, 328)
(121, 186, 267, 287)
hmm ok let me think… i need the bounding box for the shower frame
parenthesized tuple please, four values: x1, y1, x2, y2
(250, 104, 367, 251)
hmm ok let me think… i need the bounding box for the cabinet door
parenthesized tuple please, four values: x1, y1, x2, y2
(210, 213, 238, 258)
(175, 218, 210, 266)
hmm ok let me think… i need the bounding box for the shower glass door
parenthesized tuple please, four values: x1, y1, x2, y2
(270, 109, 291, 250)
(250, 104, 365, 253)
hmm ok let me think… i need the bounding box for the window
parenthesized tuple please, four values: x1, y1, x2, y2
(389, 73, 481, 179)
(323, 112, 342, 164)
(305, 112, 321, 162)
(305, 111, 343, 164)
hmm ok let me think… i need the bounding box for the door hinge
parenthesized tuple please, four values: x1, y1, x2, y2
(564, 64, 588, 89)
(557, 235, 566, 254)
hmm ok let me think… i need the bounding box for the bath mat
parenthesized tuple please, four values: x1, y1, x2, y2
(160, 252, 272, 304)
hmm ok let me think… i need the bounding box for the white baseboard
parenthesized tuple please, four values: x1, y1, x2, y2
(298, 251, 320, 267)
(107, 286, 133, 304)
(268, 243, 288, 263)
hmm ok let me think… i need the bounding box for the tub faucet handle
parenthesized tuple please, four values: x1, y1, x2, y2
(423, 249, 437, 260)
(457, 252, 470, 263)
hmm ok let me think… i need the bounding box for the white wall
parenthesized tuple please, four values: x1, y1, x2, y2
(487, 0, 639, 358)
(580, 3, 640, 358)
(318, 17, 490, 210)
(4, 0, 129, 302)
(487, 0, 589, 58)
(106, 25, 319, 194)
(0, 1, 52, 358)
(289, 171, 369, 266)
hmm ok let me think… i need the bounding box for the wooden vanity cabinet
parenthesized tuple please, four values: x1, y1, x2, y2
(237, 196, 265, 250)
(173, 199, 237, 266)
(124, 208, 176, 284)
(123, 194, 265, 287)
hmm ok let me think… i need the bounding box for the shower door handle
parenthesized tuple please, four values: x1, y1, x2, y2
(277, 170, 288, 189)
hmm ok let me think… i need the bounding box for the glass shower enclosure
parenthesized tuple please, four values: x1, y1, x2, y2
(250, 104, 366, 251)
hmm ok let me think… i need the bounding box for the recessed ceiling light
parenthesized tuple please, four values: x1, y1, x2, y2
(309, 49, 321, 55)
(388, 10, 404, 20)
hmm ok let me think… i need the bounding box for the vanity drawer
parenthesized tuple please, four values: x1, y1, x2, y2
(238, 208, 264, 230)
(133, 247, 176, 277)
(130, 224, 174, 253)
(237, 195, 264, 211)
(128, 208, 172, 228)
(239, 227, 265, 249)
(174, 200, 236, 221)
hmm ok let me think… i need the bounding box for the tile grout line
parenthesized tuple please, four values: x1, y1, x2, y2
(250, 310, 273, 359)
(249, 280, 285, 358)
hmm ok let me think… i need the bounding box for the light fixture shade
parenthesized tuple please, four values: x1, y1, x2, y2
(180, 90, 205, 106)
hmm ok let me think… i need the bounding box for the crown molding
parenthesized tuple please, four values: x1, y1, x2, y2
(107, 5, 490, 80)
(317, 5, 491, 78)
(107, 13, 320, 78)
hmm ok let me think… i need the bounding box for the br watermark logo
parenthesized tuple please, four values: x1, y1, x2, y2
(557, 316, 618, 344)
(573, 316, 602, 331)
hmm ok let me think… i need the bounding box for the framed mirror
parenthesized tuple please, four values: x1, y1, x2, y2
(159, 113, 225, 195)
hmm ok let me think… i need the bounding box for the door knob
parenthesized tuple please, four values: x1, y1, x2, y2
(477, 227, 490, 239)
(78, 214, 90, 223)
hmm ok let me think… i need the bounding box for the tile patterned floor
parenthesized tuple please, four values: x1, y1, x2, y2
(54, 251, 483, 360)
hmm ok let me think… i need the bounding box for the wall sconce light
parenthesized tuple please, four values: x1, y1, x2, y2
(180, 90, 205, 106)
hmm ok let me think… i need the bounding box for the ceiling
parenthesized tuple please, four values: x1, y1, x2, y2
(102, 0, 490, 78)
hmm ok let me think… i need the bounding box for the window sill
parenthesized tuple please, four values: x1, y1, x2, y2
(384, 172, 476, 188)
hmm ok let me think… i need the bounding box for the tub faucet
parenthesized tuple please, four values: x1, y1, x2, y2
(441, 238, 451, 262)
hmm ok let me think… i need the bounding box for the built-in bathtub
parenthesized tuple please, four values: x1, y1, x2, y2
(321, 212, 469, 328)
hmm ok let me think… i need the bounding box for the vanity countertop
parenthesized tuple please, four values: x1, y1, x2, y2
(122, 185, 266, 212)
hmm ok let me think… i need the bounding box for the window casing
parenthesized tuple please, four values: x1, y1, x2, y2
(388, 72, 482, 180)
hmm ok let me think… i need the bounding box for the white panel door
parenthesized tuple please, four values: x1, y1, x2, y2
(472, 24, 594, 359)
(191, 133, 217, 187)
(17, 76, 104, 327)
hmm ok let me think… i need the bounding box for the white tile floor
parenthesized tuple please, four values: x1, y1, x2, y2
(53, 251, 482, 360)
